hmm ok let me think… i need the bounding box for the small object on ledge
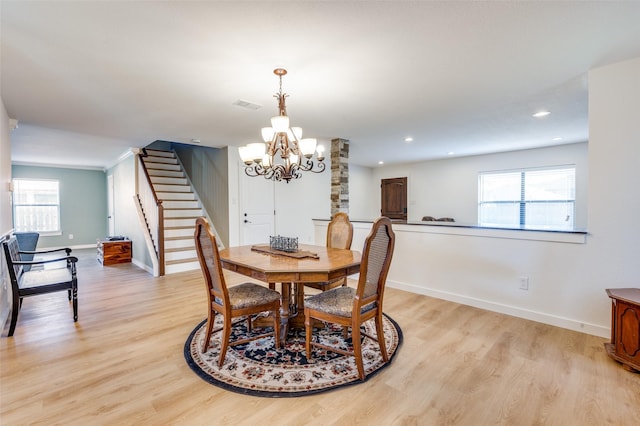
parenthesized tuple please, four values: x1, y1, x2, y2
(251, 244, 318, 259)
(269, 235, 298, 253)
(437, 217, 455, 222)
(422, 216, 436, 221)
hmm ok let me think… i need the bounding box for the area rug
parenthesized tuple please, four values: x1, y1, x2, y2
(184, 314, 402, 397)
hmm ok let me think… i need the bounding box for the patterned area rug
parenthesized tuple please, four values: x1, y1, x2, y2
(184, 314, 402, 397)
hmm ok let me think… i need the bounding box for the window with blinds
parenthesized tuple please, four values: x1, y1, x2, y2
(478, 166, 576, 230)
(12, 179, 61, 234)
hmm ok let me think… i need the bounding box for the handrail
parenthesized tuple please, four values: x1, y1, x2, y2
(136, 151, 165, 276)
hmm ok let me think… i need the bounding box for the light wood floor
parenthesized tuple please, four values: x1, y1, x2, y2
(1, 249, 639, 425)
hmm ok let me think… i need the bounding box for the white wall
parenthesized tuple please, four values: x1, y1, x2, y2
(367, 142, 588, 227)
(0, 99, 13, 333)
(348, 164, 376, 220)
(316, 57, 639, 338)
(107, 154, 153, 269)
(0, 101, 12, 235)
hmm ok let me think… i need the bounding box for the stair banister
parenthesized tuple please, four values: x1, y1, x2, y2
(136, 150, 165, 276)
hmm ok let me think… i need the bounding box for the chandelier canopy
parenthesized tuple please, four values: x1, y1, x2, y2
(239, 68, 325, 183)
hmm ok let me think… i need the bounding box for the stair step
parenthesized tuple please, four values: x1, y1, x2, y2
(164, 208, 203, 218)
(151, 176, 188, 185)
(165, 248, 197, 261)
(144, 149, 175, 158)
(153, 184, 191, 193)
(164, 238, 195, 249)
(147, 170, 185, 178)
(165, 227, 195, 238)
(157, 192, 196, 201)
(165, 260, 200, 274)
(144, 163, 181, 172)
(166, 257, 199, 265)
(165, 217, 199, 227)
(162, 200, 200, 209)
(143, 156, 178, 165)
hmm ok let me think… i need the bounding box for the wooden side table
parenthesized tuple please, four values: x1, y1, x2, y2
(97, 239, 132, 266)
(605, 288, 640, 373)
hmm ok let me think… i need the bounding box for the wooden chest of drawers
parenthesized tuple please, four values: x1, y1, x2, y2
(97, 239, 132, 266)
(605, 288, 640, 373)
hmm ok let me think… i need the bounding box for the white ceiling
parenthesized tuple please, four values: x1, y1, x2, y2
(2, 1, 640, 170)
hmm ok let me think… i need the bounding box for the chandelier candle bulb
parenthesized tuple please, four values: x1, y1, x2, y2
(261, 127, 273, 142)
(299, 138, 317, 157)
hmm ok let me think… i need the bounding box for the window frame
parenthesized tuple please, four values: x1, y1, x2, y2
(12, 178, 62, 235)
(478, 165, 576, 230)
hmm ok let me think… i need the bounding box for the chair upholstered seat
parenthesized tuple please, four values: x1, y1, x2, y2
(20, 268, 72, 289)
(225, 283, 282, 309)
(304, 286, 376, 317)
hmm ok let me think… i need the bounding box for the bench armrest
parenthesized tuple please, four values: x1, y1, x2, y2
(18, 247, 72, 256)
(12, 256, 78, 266)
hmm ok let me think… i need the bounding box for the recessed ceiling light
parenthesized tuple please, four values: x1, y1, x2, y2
(447, 151, 455, 156)
(378, 161, 384, 165)
(532, 111, 551, 118)
(404, 137, 413, 143)
(191, 139, 201, 144)
(552, 137, 563, 141)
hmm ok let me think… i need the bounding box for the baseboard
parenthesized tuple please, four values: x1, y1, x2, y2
(387, 280, 610, 338)
(132, 258, 153, 274)
(38, 243, 97, 251)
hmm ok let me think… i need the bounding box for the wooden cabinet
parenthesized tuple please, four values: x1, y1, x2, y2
(97, 239, 132, 266)
(605, 288, 640, 373)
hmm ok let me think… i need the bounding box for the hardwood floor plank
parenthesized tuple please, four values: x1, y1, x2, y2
(2, 249, 640, 425)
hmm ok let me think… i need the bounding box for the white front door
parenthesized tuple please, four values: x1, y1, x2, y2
(239, 172, 275, 245)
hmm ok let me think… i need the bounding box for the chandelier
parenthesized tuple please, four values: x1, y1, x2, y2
(239, 68, 326, 182)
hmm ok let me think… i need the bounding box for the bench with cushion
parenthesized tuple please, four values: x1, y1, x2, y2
(2, 236, 78, 337)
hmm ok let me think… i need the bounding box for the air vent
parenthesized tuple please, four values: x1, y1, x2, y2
(233, 99, 262, 110)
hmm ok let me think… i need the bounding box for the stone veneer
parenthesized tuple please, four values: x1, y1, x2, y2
(330, 138, 349, 217)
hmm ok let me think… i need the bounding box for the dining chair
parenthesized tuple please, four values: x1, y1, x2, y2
(304, 216, 395, 380)
(194, 217, 281, 366)
(304, 212, 354, 291)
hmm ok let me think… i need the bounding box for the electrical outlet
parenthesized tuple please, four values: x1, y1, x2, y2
(68, 234, 74, 240)
(519, 276, 529, 290)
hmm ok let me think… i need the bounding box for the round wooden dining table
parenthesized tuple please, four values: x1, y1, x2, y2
(218, 244, 361, 340)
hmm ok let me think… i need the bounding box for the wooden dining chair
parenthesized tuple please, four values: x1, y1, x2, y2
(194, 217, 281, 366)
(304, 216, 395, 380)
(304, 212, 354, 291)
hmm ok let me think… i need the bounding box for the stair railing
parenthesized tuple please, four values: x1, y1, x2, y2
(135, 150, 165, 276)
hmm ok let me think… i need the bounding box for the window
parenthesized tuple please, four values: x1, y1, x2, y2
(478, 166, 575, 230)
(12, 179, 61, 234)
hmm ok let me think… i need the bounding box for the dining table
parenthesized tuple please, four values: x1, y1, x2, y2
(218, 243, 361, 340)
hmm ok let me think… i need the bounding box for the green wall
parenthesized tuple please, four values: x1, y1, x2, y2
(11, 165, 107, 248)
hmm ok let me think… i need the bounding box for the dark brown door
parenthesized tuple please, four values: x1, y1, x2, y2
(381, 177, 407, 220)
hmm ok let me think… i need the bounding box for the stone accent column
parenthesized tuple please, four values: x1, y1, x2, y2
(330, 138, 349, 217)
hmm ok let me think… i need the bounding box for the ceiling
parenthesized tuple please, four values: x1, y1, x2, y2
(2, 1, 640, 170)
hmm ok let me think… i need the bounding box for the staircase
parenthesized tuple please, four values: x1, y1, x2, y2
(140, 149, 203, 274)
